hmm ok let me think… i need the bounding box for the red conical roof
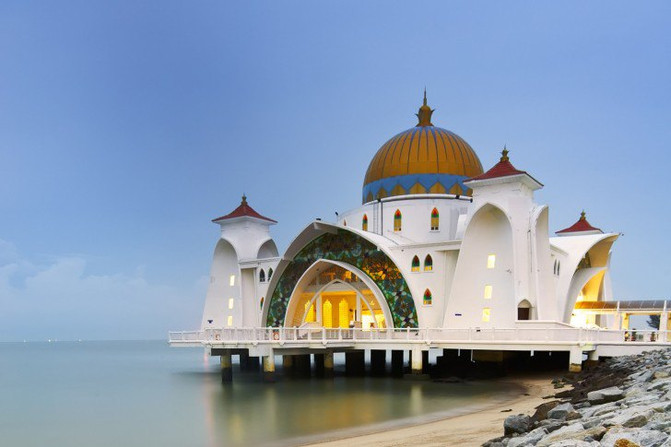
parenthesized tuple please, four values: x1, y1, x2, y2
(467, 148, 528, 181)
(556, 211, 602, 234)
(212, 195, 277, 223)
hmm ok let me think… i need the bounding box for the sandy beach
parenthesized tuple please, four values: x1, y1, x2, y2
(299, 374, 556, 447)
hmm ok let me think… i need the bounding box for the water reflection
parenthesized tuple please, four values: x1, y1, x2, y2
(200, 369, 501, 446)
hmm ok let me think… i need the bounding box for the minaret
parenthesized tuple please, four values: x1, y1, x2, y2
(201, 195, 279, 330)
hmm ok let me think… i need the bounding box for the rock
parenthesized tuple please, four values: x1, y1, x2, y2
(547, 403, 575, 420)
(507, 427, 548, 447)
(588, 386, 625, 404)
(504, 414, 532, 435)
(614, 440, 641, 447)
(604, 407, 655, 428)
(654, 370, 670, 380)
(547, 441, 599, 447)
(532, 401, 560, 422)
(566, 411, 583, 421)
(600, 427, 668, 447)
(536, 423, 585, 446)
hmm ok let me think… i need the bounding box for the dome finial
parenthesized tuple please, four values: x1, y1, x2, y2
(580, 210, 586, 220)
(416, 88, 434, 127)
(500, 145, 510, 162)
(241, 193, 247, 205)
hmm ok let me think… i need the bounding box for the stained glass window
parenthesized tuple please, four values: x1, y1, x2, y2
(430, 208, 439, 231)
(424, 254, 433, 271)
(394, 209, 402, 231)
(411, 255, 420, 272)
(423, 289, 432, 305)
(362, 214, 368, 231)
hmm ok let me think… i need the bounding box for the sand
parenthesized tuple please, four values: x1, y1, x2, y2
(297, 374, 556, 447)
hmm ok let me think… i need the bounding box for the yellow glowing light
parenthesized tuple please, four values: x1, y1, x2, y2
(228, 298, 234, 309)
(375, 313, 386, 328)
(362, 313, 375, 331)
(482, 308, 491, 322)
(487, 255, 496, 269)
(304, 301, 316, 323)
(339, 299, 349, 328)
(322, 300, 333, 328)
(227, 316, 233, 327)
(229, 275, 236, 286)
(484, 285, 493, 300)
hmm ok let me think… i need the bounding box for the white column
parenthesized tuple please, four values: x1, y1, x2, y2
(411, 347, 423, 374)
(569, 346, 583, 372)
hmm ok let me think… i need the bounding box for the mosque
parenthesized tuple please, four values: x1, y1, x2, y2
(201, 92, 622, 334)
(173, 92, 670, 377)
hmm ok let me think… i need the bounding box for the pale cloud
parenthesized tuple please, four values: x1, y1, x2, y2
(0, 241, 207, 341)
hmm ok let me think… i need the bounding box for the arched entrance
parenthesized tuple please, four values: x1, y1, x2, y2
(285, 261, 392, 329)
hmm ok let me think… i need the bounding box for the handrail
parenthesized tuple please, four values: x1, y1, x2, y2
(168, 327, 671, 345)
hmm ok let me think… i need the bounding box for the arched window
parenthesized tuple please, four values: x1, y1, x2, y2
(517, 300, 532, 320)
(424, 254, 433, 271)
(343, 219, 347, 227)
(411, 255, 420, 272)
(423, 288, 432, 305)
(362, 214, 368, 231)
(394, 209, 402, 231)
(322, 300, 333, 328)
(430, 207, 439, 231)
(259, 269, 266, 282)
(268, 268, 273, 280)
(259, 297, 264, 309)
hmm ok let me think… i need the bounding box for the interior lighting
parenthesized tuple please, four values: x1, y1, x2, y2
(487, 254, 496, 269)
(484, 285, 493, 299)
(482, 308, 491, 322)
(229, 275, 236, 286)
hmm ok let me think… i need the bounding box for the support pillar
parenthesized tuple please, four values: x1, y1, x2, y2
(660, 311, 669, 342)
(263, 351, 276, 382)
(220, 352, 232, 383)
(239, 350, 250, 371)
(391, 350, 404, 377)
(345, 351, 365, 376)
(569, 347, 583, 372)
(371, 349, 386, 376)
(282, 355, 293, 374)
(324, 352, 334, 378)
(314, 353, 325, 377)
(411, 347, 423, 375)
(422, 350, 430, 375)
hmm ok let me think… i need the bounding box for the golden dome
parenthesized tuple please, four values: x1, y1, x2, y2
(362, 92, 483, 203)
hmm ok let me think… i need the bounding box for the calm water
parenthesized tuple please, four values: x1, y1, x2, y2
(0, 341, 513, 446)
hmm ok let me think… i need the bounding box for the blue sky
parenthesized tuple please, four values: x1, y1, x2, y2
(1, 1, 669, 340)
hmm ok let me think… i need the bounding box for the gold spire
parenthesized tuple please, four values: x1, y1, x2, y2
(500, 146, 509, 162)
(415, 88, 434, 127)
(580, 210, 586, 220)
(241, 194, 247, 205)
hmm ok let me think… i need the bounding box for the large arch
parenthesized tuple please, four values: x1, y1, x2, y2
(265, 228, 417, 328)
(284, 259, 394, 329)
(201, 238, 239, 330)
(257, 239, 279, 259)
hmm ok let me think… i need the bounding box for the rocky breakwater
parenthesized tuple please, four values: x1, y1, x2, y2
(484, 349, 671, 447)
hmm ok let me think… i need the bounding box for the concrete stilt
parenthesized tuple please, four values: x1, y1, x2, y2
(220, 352, 232, 383)
(324, 352, 334, 378)
(263, 352, 276, 382)
(282, 355, 293, 374)
(371, 349, 386, 376)
(314, 354, 325, 377)
(411, 347, 423, 374)
(239, 350, 250, 371)
(422, 350, 430, 374)
(569, 346, 583, 372)
(345, 351, 365, 376)
(391, 350, 404, 377)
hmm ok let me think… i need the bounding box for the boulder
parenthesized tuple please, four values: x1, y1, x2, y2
(587, 386, 625, 404)
(547, 403, 575, 420)
(507, 427, 547, 447)
(536, 423, 585, 446)
(604, 407, 655, 428)
(532, 400, 560, 422)
(600, 428, 668, 447)
(504, 414, 532, 435)
(546, 441, 599, 447)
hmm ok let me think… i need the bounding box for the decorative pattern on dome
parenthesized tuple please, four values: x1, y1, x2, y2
(265, 230, 418, 328)
(362, 94, 483, 203)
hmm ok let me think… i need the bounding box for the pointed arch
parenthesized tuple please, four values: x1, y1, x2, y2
(423, 288, 432, 305)
(259, 268, 266, 282)
(424, 254, 433, 271)
(362, 214, 368, 231)
(268, 268, 273, 280)
(411, 255, 420, 272)
(394, 209, 402, 231)
(430, 207, 439, 231)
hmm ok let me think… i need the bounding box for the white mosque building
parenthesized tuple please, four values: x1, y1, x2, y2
(173, 93, 669, 376)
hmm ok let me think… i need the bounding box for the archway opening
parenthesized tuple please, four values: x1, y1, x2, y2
(286, 264, 388, 330)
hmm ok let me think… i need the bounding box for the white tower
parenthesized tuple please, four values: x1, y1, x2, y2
(201, 195, 279, 330)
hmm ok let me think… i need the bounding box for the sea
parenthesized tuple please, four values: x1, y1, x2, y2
(0, 340, 515, 447)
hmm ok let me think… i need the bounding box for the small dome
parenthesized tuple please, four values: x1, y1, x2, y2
(362, 92, 483, 204)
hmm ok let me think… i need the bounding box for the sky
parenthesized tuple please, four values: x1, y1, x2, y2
(1, 1, 670, 340)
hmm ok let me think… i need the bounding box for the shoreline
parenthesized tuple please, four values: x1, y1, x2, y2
(276, 373, 556, 447)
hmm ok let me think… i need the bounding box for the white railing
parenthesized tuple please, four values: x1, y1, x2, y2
(169, 327, 671, 345)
